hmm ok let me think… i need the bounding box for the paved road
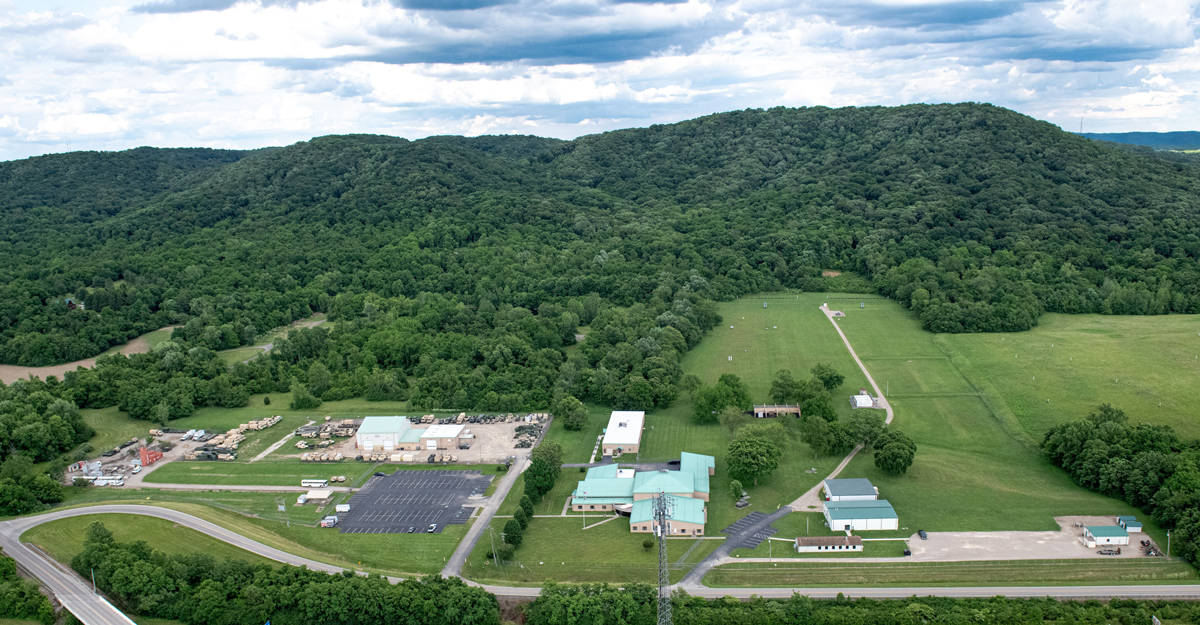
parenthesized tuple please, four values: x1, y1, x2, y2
(442, 456, 528, 577)
(7, 503, 1200, 625)
(0, 505, 356, 625)
(680, 506, 794, 587)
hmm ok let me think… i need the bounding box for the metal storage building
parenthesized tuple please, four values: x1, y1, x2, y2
(1084, 526, 1129, 546)
(356, 416, 411, 452)
(822, 478, 879, 501)
(823, 499, 899, 531)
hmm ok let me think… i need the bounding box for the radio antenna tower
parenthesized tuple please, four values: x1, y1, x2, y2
(655, 492, 673, 625)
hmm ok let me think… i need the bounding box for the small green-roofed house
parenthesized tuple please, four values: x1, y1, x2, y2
(1085, 526, 1129, 545)
(629, 495, 707, 537)
(823, 499, 898, 531)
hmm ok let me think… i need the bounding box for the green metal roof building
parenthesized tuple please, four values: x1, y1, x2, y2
(823, 499, 899, 531)
(629, 495, 707, 536)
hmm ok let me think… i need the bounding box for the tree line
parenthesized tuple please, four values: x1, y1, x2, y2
(46, 286, 718, 424)
(1043, 403, 1200, 563)
(69, 521, 500, 625)
(526, 582, 1199, 625)
(6, 104, 1200, 370)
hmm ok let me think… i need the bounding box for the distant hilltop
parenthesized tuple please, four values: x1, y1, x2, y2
(1082, 131, 1200, 151)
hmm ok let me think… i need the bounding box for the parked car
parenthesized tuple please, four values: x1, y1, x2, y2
(373, 472, 386, 477)
(407, 527, 416, 533)
(917, 530, 928, 540)
(131, 466, 141, 474)
(427, 524, 437, 533)
(903, 549, 912, 556)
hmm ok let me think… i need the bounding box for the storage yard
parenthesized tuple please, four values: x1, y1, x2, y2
(289, 413, 550, 464)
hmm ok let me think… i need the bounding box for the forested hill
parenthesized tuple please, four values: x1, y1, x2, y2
(3, 103, 1200, 371)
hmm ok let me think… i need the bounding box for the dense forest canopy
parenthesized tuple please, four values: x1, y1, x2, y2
(3, 103, 1200, 371)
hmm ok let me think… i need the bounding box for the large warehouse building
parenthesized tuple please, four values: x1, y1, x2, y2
(356, 416, 411, 452)
(601, 411, 644, 456)
(356, 417, 464, 452)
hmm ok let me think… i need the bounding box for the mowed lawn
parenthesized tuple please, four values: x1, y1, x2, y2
(21, 513, 276, 566)
(21, 503, 467, 577)
(460, 517, 719, 585)
(831, 298, 1165, 543)
(143, 459, 375, 486)
(939, 313, 1200, 439)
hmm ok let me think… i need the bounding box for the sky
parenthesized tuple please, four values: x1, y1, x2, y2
(1, 0, 1198, 160)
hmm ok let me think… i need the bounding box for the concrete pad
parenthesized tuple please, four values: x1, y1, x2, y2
(908, 516, 1160, 561)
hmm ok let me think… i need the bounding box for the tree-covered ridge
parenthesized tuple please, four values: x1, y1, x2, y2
(3, 104, 1200, 367)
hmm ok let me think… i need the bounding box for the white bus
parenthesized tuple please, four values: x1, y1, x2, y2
(300, 479, 328, 488)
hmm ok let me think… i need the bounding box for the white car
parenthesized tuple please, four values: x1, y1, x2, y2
(131, 466, 141, 474)
(110, 480, 125, 487)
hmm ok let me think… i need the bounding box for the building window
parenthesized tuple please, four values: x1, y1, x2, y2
(589, 505, 595, 510)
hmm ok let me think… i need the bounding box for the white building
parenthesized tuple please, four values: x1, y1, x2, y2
(1084, 526, 1130, 546)
(823, 500, 899, 531)
(851, 393, 875, 408)
(356, 416, 411, 452)
(602, 411, 644, 456)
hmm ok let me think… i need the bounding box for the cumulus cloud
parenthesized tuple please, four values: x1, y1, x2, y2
(0, 0, 1198, 159)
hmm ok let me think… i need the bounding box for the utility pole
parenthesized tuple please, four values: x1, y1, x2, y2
(655, 492, 673, 625)
(488, 526, 500, 570)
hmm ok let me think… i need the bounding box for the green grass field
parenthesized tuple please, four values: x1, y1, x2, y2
(21, 513, 276, 566)
(705, 558, 1197, 587)
(32, 501, 467, 577)
(830, 297, 1173, 549)
(81, 407, 152, 457)
(143, 459, 375, 487)
(460, 517, 719, 585)
(56, 487, 342, 524)
(938, 313, 1200, 439)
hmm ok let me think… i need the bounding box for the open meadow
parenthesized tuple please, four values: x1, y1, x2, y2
(938, 313, 1200, 439)
(825, 297, 1173, 544)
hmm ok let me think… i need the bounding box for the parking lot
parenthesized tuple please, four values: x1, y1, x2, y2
(338, 470, 493, 534)
(908, 516, 1162, 561)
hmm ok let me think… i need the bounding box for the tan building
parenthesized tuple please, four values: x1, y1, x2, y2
(629, 495, 706, 537)
(602, 411, 644, 456)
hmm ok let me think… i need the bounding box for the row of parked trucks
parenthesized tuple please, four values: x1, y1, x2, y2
(300, 453, 345, 462)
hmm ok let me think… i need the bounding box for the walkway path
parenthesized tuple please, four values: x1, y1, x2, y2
(787, 305, 895, 510)
(684, 304, 898, 587)
(441, 456, 527, 578)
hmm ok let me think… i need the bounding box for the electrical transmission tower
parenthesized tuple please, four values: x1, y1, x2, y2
(655, 491, 673, 625)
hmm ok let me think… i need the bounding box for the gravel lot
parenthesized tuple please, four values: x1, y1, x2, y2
(908, 516, 1161, 561)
